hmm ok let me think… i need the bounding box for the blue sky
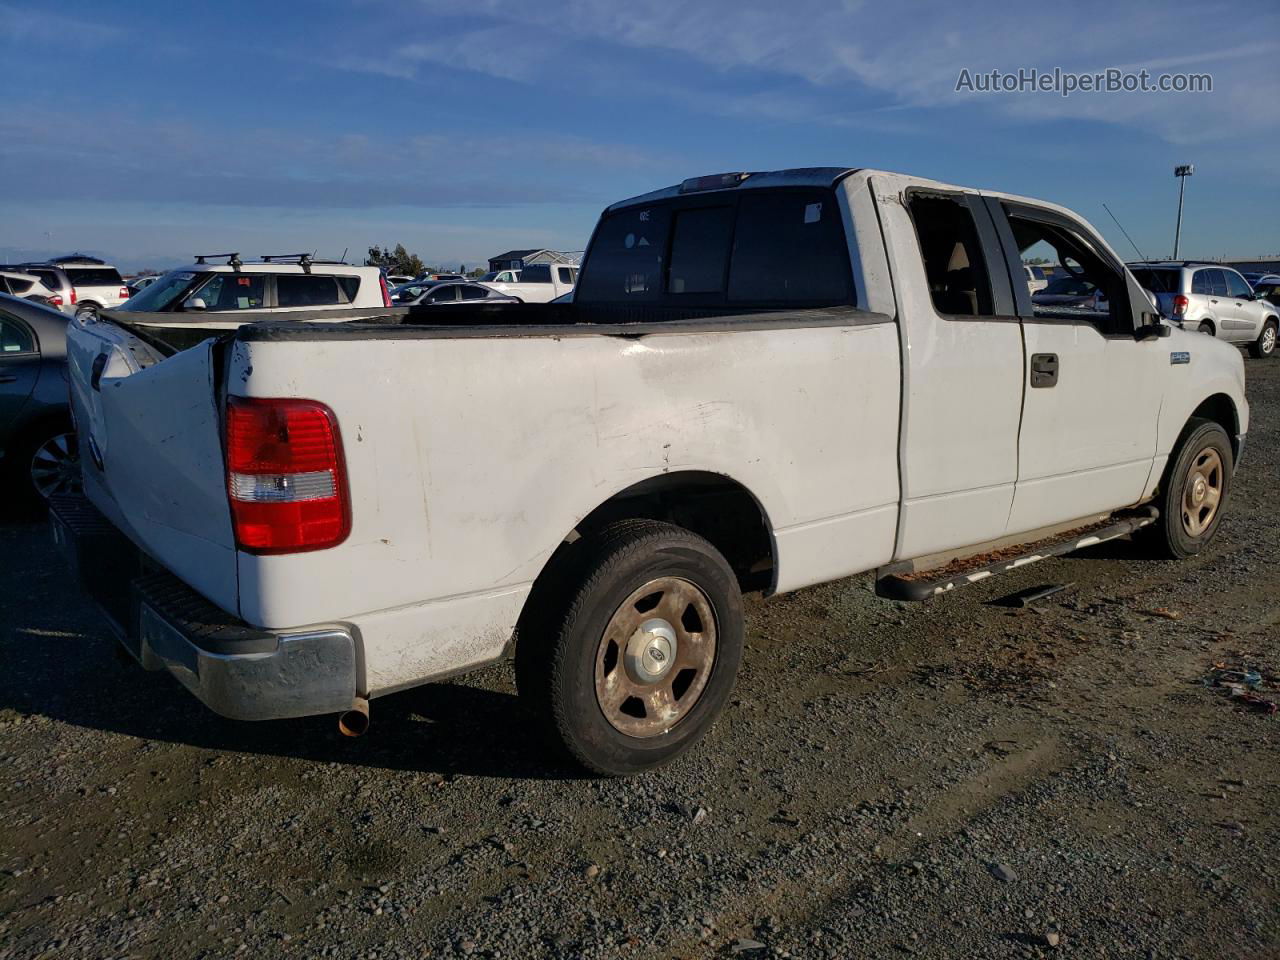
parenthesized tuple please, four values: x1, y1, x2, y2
(2, 0, 1277, 271)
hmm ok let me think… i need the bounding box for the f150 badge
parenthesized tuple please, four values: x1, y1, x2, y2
(1170, 351, 1191, 365)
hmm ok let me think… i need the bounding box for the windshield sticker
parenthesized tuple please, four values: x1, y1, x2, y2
(804, 202, 822, 224)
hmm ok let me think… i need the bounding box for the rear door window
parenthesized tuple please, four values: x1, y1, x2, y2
(906, 193, 995, 317)
(1207, 269, 1229, 297)
(276, 274, 343, 307)
(459, 285, 491, 300)
(1192, 270, 1211, 295)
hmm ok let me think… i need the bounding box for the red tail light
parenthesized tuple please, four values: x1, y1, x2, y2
(226, 397, 350, 554)
(70, 288, 77, 306)
(49, 294, 63, 307)
(118, 286, 129, 300)
(379, 273, 392, 307)
(1172, 294, 1189, 318)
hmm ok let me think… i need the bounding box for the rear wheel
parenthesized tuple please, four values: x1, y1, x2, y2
(1249, 319, 1277, 359)
(515, 520, 744, 776)
(1146, 419, 1232, 559)
(1197, 321, 1214, 336)
(75, 304, 98, 323)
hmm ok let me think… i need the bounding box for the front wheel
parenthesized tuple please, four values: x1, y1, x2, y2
(1146, 419, 1232, 559)
(1249, 320, 1277, 359)
(515, 520, 744, 776)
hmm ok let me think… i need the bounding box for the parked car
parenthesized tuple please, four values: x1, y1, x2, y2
(1129, 262, 1279, 358)
(1031, 274, 1107, 311)
(0, 270, 59, 307)
(1240, 272, 1280, 287)
(114, 255, 393, 332)
(478, 269, 521, 283)
(57, 167, 1247, 776)
(126, 275, 162, 296)
(37, 257, 130, 321)
(389, 279, 449, 303)
(12, 263, 76, 315)
(480, 262, 576, 303)
(396, 282, 519, 306)
(419, 273, 467, 282)
(1252, 278, 1280, 309)
(0, 294, 78, 506)
(1023, 264, 1048, 293)
(385, 274, 414, 286)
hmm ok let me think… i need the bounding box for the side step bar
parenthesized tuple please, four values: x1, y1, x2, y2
(875, 508, 1159, 602)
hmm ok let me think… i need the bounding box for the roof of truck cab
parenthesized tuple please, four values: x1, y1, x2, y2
(606, 168, 860, 212)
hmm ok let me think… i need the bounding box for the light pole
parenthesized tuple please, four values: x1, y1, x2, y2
(1173, 164, 1194, 259)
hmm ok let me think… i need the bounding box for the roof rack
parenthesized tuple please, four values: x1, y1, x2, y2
(194, 252, 243, 269)
(260, 253, 314, 273)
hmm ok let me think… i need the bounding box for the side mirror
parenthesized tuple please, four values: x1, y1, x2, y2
(1136, 321, 1172, 341)
(184, 296, 207, 311)
(1143, 288, 1159, 310)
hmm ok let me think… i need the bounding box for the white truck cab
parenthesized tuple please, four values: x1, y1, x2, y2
(56, 168, 1247, 776)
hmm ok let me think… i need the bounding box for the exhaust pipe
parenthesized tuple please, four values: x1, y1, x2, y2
(338, 697, 370, 737)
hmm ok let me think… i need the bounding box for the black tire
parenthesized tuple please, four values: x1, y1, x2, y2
(515, 520, 744, 776)
(1197, 321, 1214, 336)
(75, 303, 98, 322)
(1146, 418, 1232, 559)
(1249, 319, 1277, 359)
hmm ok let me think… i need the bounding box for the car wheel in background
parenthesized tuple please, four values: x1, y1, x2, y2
(1197, 322, 1214, 336)
(1249, 320, 1277, 359)
(75, 304, 98, 323)
(8, 425, 81, 509)
(515, 519, 744, 776)
(1145, 418, 1232, 560)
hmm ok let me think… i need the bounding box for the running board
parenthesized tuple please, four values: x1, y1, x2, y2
(875, 508, 1159, 602)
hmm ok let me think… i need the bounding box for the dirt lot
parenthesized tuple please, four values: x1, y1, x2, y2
(1, 359, 1277, 960)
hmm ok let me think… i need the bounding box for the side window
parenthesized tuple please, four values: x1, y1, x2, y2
(520, 264, 551, 284)
(276, 274, 341, 308)
(727, 191, 852, 304)
(459, 285, 490, 300)
(556, 266, 577, 285)
(191, 274, 266, 310)
(1207, 269, 1229, 297)
(1, 316, 36, 354)
(1004, 208, 1128, 334)
(1224, 271, 1252, 298)
(1191, 270, 1211, 295)
(667, 206, 734, 294)
(906, 193, 995, 317)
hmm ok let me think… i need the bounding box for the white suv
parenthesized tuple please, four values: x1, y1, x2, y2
(116, 255, 392, 329)
(1130, 261, 1279, 359)
(42, 256, 130, 320)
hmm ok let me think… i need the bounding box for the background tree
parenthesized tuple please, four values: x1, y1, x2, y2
(365, 243, 426, 277)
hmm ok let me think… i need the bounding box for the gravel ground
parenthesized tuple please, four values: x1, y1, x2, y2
(1, 358, 1277, 960)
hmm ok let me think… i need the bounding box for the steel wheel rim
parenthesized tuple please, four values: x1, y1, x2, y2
(30, 432, 80, 500)
(1181, 446, 1223, 538)
(594, 576, 717, 738)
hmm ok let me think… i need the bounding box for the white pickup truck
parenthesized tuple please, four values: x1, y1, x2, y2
(479, 262, 577, 302)
(55, 168, 1248, 776)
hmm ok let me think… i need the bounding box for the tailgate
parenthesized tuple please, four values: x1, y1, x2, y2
(67, 317, 239, 614)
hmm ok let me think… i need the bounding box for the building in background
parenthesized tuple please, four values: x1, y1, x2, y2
(487, 249, 583, 272)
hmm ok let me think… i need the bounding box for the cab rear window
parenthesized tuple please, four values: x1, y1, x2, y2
(577, 188, 853, 308)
